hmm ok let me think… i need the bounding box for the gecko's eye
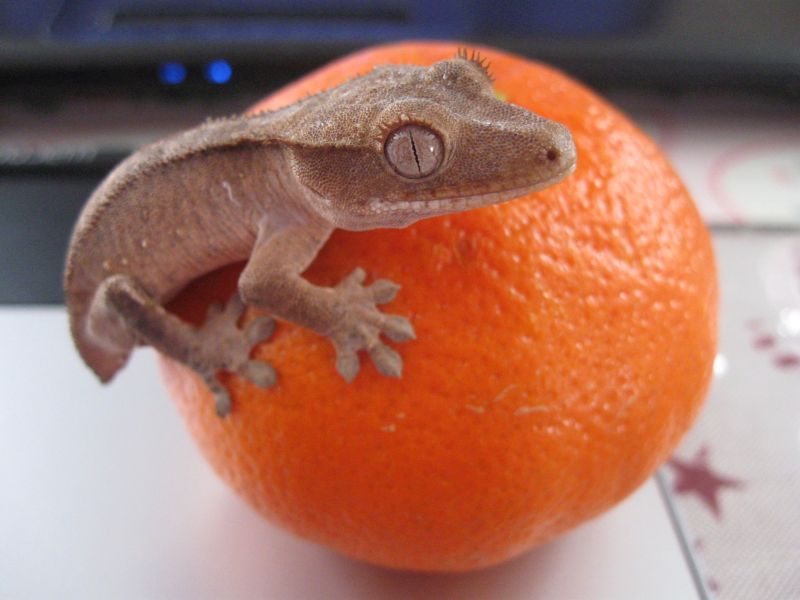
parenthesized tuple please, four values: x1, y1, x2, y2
(384, 124, 443, 179)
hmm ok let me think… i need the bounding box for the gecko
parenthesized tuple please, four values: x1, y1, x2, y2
(64, 52, 577, 417)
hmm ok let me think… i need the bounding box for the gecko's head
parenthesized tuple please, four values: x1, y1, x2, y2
(285, 54, 576, 230)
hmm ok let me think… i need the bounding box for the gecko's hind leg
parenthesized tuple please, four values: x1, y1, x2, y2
(93, 274, 276, 416)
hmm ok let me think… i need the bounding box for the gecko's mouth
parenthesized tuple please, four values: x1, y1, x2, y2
(368, 194, 494, 215)
(367, 165, 575, 216)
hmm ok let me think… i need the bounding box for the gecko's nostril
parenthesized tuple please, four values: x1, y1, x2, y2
(546, 148, 559, 162)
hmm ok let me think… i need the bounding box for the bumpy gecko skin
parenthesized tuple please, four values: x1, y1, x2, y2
(64, 53, 576, 416)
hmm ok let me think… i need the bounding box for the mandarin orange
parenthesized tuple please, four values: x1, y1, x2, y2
(158, 41, 717, 571)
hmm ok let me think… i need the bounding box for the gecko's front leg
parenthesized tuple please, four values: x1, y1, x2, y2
(239, 220, 416, 382)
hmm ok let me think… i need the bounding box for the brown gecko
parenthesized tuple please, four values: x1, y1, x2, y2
(64, 53, 576, 416)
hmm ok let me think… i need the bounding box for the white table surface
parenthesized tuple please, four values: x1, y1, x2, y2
(0, 308, 699, 600)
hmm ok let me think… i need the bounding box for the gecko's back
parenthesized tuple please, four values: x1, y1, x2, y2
(63, 80, 359, 382)
(64, 115, 291, 381)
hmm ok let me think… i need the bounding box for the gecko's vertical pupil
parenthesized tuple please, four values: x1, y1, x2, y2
(385, 124, 443, 179)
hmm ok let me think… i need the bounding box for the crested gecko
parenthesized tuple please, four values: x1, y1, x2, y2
(64, 52, 577, 416)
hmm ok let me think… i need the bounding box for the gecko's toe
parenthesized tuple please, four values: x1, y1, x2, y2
(246, 316, 275, 345)
(369, 279, 401, 304)
(223, 293, 246, 319)
(335, 349, 360, 382)
(215, 394, 232, 418)
(339, 267, 367, 288)
(369, 344, 403, 378)
(381, 315, 416, 342)
(240, 360, 277, 388)
(204, 375, 232, 417)
(200, 369, 247, 417)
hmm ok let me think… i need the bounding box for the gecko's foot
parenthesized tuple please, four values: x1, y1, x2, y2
(205, 375, 234, 418)
(194, 294, 277, 416)
(329, 267, 416, 383)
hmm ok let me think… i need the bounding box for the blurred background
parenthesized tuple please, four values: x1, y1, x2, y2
(1, 2, 799, 599)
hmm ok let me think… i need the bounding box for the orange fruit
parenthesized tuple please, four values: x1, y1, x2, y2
(159, 41, 717, 572)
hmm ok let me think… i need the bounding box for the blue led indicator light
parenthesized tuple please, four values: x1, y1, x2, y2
(158, 62, 186, 85)
(205, 59, 233, 84)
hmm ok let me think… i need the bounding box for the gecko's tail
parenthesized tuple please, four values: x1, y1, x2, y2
(76, 332, 132, 383)
(66, 288, 133, 384)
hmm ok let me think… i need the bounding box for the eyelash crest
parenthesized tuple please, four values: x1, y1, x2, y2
(376, 115, 429, 145)
(455, 48, 494, 82)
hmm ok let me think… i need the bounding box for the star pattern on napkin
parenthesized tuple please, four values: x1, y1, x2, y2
(668, 446, 744, 519)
